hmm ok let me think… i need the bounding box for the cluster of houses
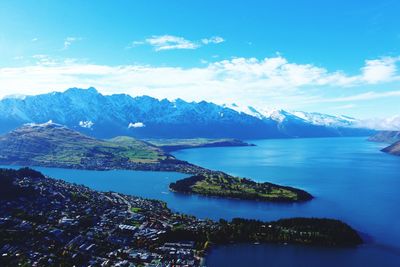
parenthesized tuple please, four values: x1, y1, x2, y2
(0, 173, 214, 266)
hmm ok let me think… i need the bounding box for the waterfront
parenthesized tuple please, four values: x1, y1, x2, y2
(11, 137, 400, 266)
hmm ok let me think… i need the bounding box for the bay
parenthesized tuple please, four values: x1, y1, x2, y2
(5, 137, 399, 266)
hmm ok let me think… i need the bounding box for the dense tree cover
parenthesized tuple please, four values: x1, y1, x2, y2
(0, 168, 43, 199)
(169, 175, 205, 193)
(162, 217, 362, 247)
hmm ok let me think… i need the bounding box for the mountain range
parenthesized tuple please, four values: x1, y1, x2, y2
(0, 87, 375, 139)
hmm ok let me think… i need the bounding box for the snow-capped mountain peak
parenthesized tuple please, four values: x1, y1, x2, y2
(291, 111, 357, 127)
(0, 88, 375, 139)
(222, 103, 361, 128)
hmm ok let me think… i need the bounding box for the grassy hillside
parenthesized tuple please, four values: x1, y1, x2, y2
(0, 122, 169, 168)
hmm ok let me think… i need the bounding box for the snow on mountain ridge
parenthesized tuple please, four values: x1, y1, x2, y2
(223, 103, 358, 127)
(291, 111, 357, 127)
(24, 120, 64, 128)
(0, 88, 376, 138)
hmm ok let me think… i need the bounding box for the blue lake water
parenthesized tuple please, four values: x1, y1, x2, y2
(4, 137, 400, 266)
(173, 137, 400, 266)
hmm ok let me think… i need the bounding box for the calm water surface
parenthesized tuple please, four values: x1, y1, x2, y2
(6, 137, 399, 266)
(173, 137, 400, 266)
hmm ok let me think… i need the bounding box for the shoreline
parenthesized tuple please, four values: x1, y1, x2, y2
(0, 156, 312, 203)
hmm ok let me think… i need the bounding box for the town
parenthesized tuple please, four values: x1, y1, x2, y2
(0, 168, 214, 266)
(0, 168, 363, 266)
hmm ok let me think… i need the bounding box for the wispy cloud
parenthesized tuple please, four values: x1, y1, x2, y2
(145, 35, 199, 51)
(201, 36, 225, 45)
(129, 35, 225, 51)
(316, 90, 400, 103)
(63, 36, 82, 49)
(125, 40, 145, 49)
(32, 54, 57, 66)
(31, 54, 82, 66)
(332, 104, 356, 110)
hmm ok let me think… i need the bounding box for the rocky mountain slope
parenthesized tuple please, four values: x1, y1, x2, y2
(382, 141, 400, 156)
(368, 131, 400, 143)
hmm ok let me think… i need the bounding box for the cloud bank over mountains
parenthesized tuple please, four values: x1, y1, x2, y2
(0, 55, 399, 119)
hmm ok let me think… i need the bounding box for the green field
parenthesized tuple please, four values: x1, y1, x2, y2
(130, 207, 142, 213)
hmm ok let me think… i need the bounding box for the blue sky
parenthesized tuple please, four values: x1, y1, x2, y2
(0, 0, 399, 119)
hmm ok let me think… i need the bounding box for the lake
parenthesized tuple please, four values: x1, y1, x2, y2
(6, 137, 400, 266)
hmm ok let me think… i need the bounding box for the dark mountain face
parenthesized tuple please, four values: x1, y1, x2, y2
(0, 88, 372, 139)
(382, 141, 400, 156)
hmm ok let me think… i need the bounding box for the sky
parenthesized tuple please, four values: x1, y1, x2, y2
(0, 0, 399, 119)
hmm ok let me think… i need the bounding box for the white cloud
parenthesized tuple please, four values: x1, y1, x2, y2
(361, 57, 400, 83)
(126, 40, 145, 49)
(32, 54, 57, 66)
(201, 36, 225, 44)
(0, 55, 399, 109)
(63, 36, 82, 49)
(128, 122, 145, 128)
(145, 35, 199, 51)
(131, 35, 225, 51)
(79, 120, 94, 128)
(314, 90, 400, 103)
(357, 115, 400, 131)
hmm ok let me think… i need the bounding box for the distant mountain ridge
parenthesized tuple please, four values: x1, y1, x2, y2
(368, 131, 400, 143)
(367, 131, 400, 156)
(0, 87, 373, 139)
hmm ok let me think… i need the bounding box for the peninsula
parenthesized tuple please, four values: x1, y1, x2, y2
(0, 123, 312, 202)
(146, 138, 255, 152)
(170, 173, 312, 202)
